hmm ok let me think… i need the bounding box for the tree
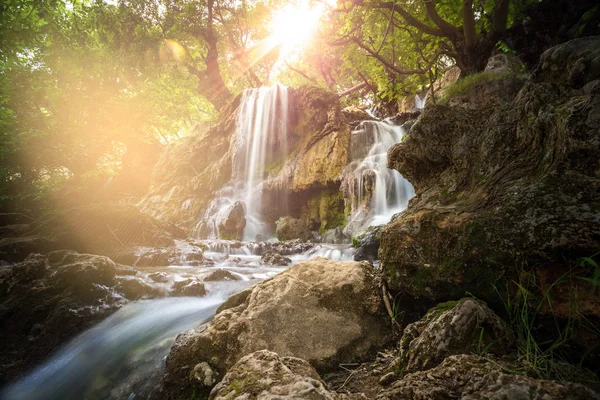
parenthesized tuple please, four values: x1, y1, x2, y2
(336, 0, 513, 75)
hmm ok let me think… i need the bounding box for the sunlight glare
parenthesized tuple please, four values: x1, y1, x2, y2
(269, 2, 322, 50)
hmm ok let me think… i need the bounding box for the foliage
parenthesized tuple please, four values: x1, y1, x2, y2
(438, 70, 514, 104)
(495, 256, 600, 383)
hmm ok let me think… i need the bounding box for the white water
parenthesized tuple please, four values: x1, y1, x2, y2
(345, 120, 415, 235)
(2, 241, 355, 400)
(1, 296, 226, 400)
(199, 84, 289, 241)
(415, 93, 427, 109)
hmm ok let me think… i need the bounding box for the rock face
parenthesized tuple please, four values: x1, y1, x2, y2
(162, 258, 390, 399)
(398, 298, 512, 373)
(209, 350, 357, 400)
(0, 251, 129, 383)
(378, 354, 599, 400)
(380, 37, 600, 311)
(275, 216, 313, 242)
(140, 85, 352, 235)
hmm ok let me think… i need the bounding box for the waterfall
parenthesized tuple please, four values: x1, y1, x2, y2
(234, 84, 289, 240)
(415, 93, 427, 109)
(198, 84, 290, 241)
(345, 120, 415, 234)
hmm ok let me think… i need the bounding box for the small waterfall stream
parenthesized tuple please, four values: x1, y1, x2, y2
(345, 120, 415, 234)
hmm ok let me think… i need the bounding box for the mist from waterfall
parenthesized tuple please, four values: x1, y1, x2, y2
(345, 120, 415, 235)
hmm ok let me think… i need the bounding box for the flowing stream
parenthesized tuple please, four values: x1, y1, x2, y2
(2, 86, 416, 399)
(1, 243, 354, 400)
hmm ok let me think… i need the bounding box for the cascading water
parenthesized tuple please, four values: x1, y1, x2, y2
(235, 84, 289, 240)
(1, 296, 227, 400)
(415, 92, 427, 109)
(199, 84, 289, 241)
(344, 120, 415, 234)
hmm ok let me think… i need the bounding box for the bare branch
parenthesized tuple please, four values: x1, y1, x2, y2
(338, 82, 369, 97)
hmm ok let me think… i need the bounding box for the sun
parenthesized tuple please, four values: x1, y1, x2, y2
(269, 2, 323, 51)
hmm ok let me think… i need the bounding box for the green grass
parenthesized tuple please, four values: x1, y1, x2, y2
(439, 70, 514, 105)
(495, 255, 600, 383)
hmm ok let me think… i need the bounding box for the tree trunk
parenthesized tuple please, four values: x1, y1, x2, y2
(454, 38, 496, 74)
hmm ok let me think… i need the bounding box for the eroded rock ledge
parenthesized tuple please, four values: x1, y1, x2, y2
(380, 37, 600, 311)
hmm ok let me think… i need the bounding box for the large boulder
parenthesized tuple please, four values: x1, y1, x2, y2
(380, 37, 600, 312)
(275, 216, 313, 242)
(378, 354, 598, 400)
(209, 350, 359, 400)
(162, 258, 391, 399)
(0, 251, 130, 384)
(398, 298, 512, 374)
(214, 201, 246, 241)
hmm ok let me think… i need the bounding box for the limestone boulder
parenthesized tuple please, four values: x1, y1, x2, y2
(398, 298, 512, 373)
(162, 258, 391, 399)
(378, 355, 599, 400)
(214, 201, 246, 241)
(209, 350, 361, 400)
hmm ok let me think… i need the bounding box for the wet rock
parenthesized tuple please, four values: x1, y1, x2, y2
(268, 239, 315, 255)
(0, 205, 181, 263)
(0, 251, 130, 384)
(0, 236, 62, 263)
(148, 272, 169, 283)
(116, 276, 161, 300)
(353, 225, 382, 262)
(115, 265, 138, 276)
(210, 350, 359, 400)
(378, 354, 599, 400)
(203, 269, 241, 281)
(260, 250, 291, 266)
(320, 227, 350, 244)
(275, 216, 312, 242)
(171, 279, 206, 297)
(135, 247, 175, 267)
(214, 201, 246, 241)
(0, 224, 30, 238)
(398, 298, 512, 373)
(162, 258, 391, 398)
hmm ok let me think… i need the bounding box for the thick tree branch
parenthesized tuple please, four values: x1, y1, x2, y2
(423, 0, 461, 39)
(338, 82, 369, 97)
